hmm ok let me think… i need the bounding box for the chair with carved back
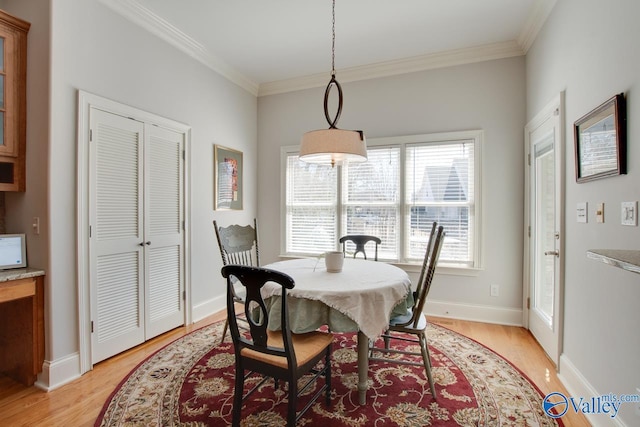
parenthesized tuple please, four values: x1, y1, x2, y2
(413, 221, 438, 302)
(221, 264, 333, 427)
(368, 225, 445, 399)
(339, 234, 382, 261)
(214, 218, 259, 342)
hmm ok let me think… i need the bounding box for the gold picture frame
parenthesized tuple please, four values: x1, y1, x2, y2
(214, 145, 243, 210)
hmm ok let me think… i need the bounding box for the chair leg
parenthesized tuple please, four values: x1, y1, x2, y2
(232, 362, 244, 427)
(287, 378, 297, 427)
(325, 349, 332, 406)
(419, 332, 437, 398)
(220, 318, 230, 344)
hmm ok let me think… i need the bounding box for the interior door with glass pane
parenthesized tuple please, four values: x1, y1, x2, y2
(526, 98, 563, 366)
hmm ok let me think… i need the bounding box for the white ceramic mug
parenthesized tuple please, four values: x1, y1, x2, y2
(325, 251, 344, 273)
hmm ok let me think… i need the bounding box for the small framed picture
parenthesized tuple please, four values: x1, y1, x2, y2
(214, 145, 243, 210)
(574, 93, 626, 183)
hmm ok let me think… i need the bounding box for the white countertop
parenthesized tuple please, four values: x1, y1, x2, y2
(586, 250, 640, 275)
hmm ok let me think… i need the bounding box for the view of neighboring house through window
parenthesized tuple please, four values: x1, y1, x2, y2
(282, 130, 482, 269)
(405, 139, 476, 266)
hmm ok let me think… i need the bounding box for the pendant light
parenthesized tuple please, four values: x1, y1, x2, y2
(299, 0, 367, 167)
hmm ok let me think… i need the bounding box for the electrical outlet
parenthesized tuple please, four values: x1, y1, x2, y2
(621, 201, 638, 226)
(596, 203, 605, 223)
(490, 284, 499, 297)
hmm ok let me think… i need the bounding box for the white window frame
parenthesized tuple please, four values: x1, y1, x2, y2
(280, 130, 483, 275)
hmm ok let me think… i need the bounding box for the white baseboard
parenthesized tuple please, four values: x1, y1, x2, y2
(559, 354, 628, 427)
(192, 294, 225, 324)
(38, 297, 225, 391)
(37, 352, 82, 391)
(425, 299, 523, 326)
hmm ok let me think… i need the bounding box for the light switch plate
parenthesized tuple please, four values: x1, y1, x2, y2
(576, 202, 587, 223)
(621, 201, 638, 226)
(596, 202, 604, 222)
(596, 203, 604, 223)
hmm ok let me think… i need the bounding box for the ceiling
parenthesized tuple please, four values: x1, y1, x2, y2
(101, 0, 556, 96)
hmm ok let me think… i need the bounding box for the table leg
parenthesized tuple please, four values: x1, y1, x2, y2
(357, 330, 368, 405)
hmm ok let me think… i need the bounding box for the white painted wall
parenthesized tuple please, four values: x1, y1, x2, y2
(527, 0, 640, 425)
(258, 57, 527, 322)
(1, 0, 257, 388)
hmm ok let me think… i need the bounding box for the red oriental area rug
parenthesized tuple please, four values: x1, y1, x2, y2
(96, 320, 561, 426)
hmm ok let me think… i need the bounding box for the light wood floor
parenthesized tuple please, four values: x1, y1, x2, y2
(0, 313, 589, 426)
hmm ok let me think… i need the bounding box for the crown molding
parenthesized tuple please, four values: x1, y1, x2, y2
(517, 0, 558, 53)
(98, 0, 259, 96)
(98, 0, 549, 99)
(258, 40, 525, 97)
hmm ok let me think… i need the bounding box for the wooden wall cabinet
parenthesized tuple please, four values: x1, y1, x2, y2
(0, 10, 29, 192)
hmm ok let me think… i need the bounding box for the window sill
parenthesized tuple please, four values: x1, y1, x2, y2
(391, 262, 482, 277)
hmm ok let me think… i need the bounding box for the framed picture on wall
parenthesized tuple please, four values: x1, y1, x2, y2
(574, 93, 626, 183)
(214, 145, 243, 210)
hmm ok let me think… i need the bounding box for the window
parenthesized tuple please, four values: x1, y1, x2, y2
(285, 156, 337, 254)
(405, 140, 476, 266)
(342, 146, 401, 260)
(282, 130, 482, 269)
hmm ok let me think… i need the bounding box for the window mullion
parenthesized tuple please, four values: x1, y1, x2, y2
(337, 164, 344, 248)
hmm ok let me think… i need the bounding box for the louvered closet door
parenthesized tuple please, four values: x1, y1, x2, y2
(143, 125, 184, 339)
(90, 109, 145, 363)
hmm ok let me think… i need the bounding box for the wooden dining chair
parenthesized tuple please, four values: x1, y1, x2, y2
(368, 225, 445, 399)
(221, 265, 333, 427)
(339, 234, 381, 260)
(413, 221, 438, 302)
(214, 218, 259, 343)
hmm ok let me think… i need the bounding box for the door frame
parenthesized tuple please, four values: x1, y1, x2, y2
(76, 90, 192, 374)
(523, 92, 565, 366)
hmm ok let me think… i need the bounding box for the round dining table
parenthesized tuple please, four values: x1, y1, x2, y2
(262, 257, 412, 405)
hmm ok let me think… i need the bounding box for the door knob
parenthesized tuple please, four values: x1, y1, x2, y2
(544, 250, 559, 257)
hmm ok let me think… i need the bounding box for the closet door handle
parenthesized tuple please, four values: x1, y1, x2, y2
(139, 241, 151, 246)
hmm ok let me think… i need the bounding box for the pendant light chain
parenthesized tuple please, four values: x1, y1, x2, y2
(331, 0, 336, 76)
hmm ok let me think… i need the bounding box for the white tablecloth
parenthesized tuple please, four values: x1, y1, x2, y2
(262, 258, 412, 339)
